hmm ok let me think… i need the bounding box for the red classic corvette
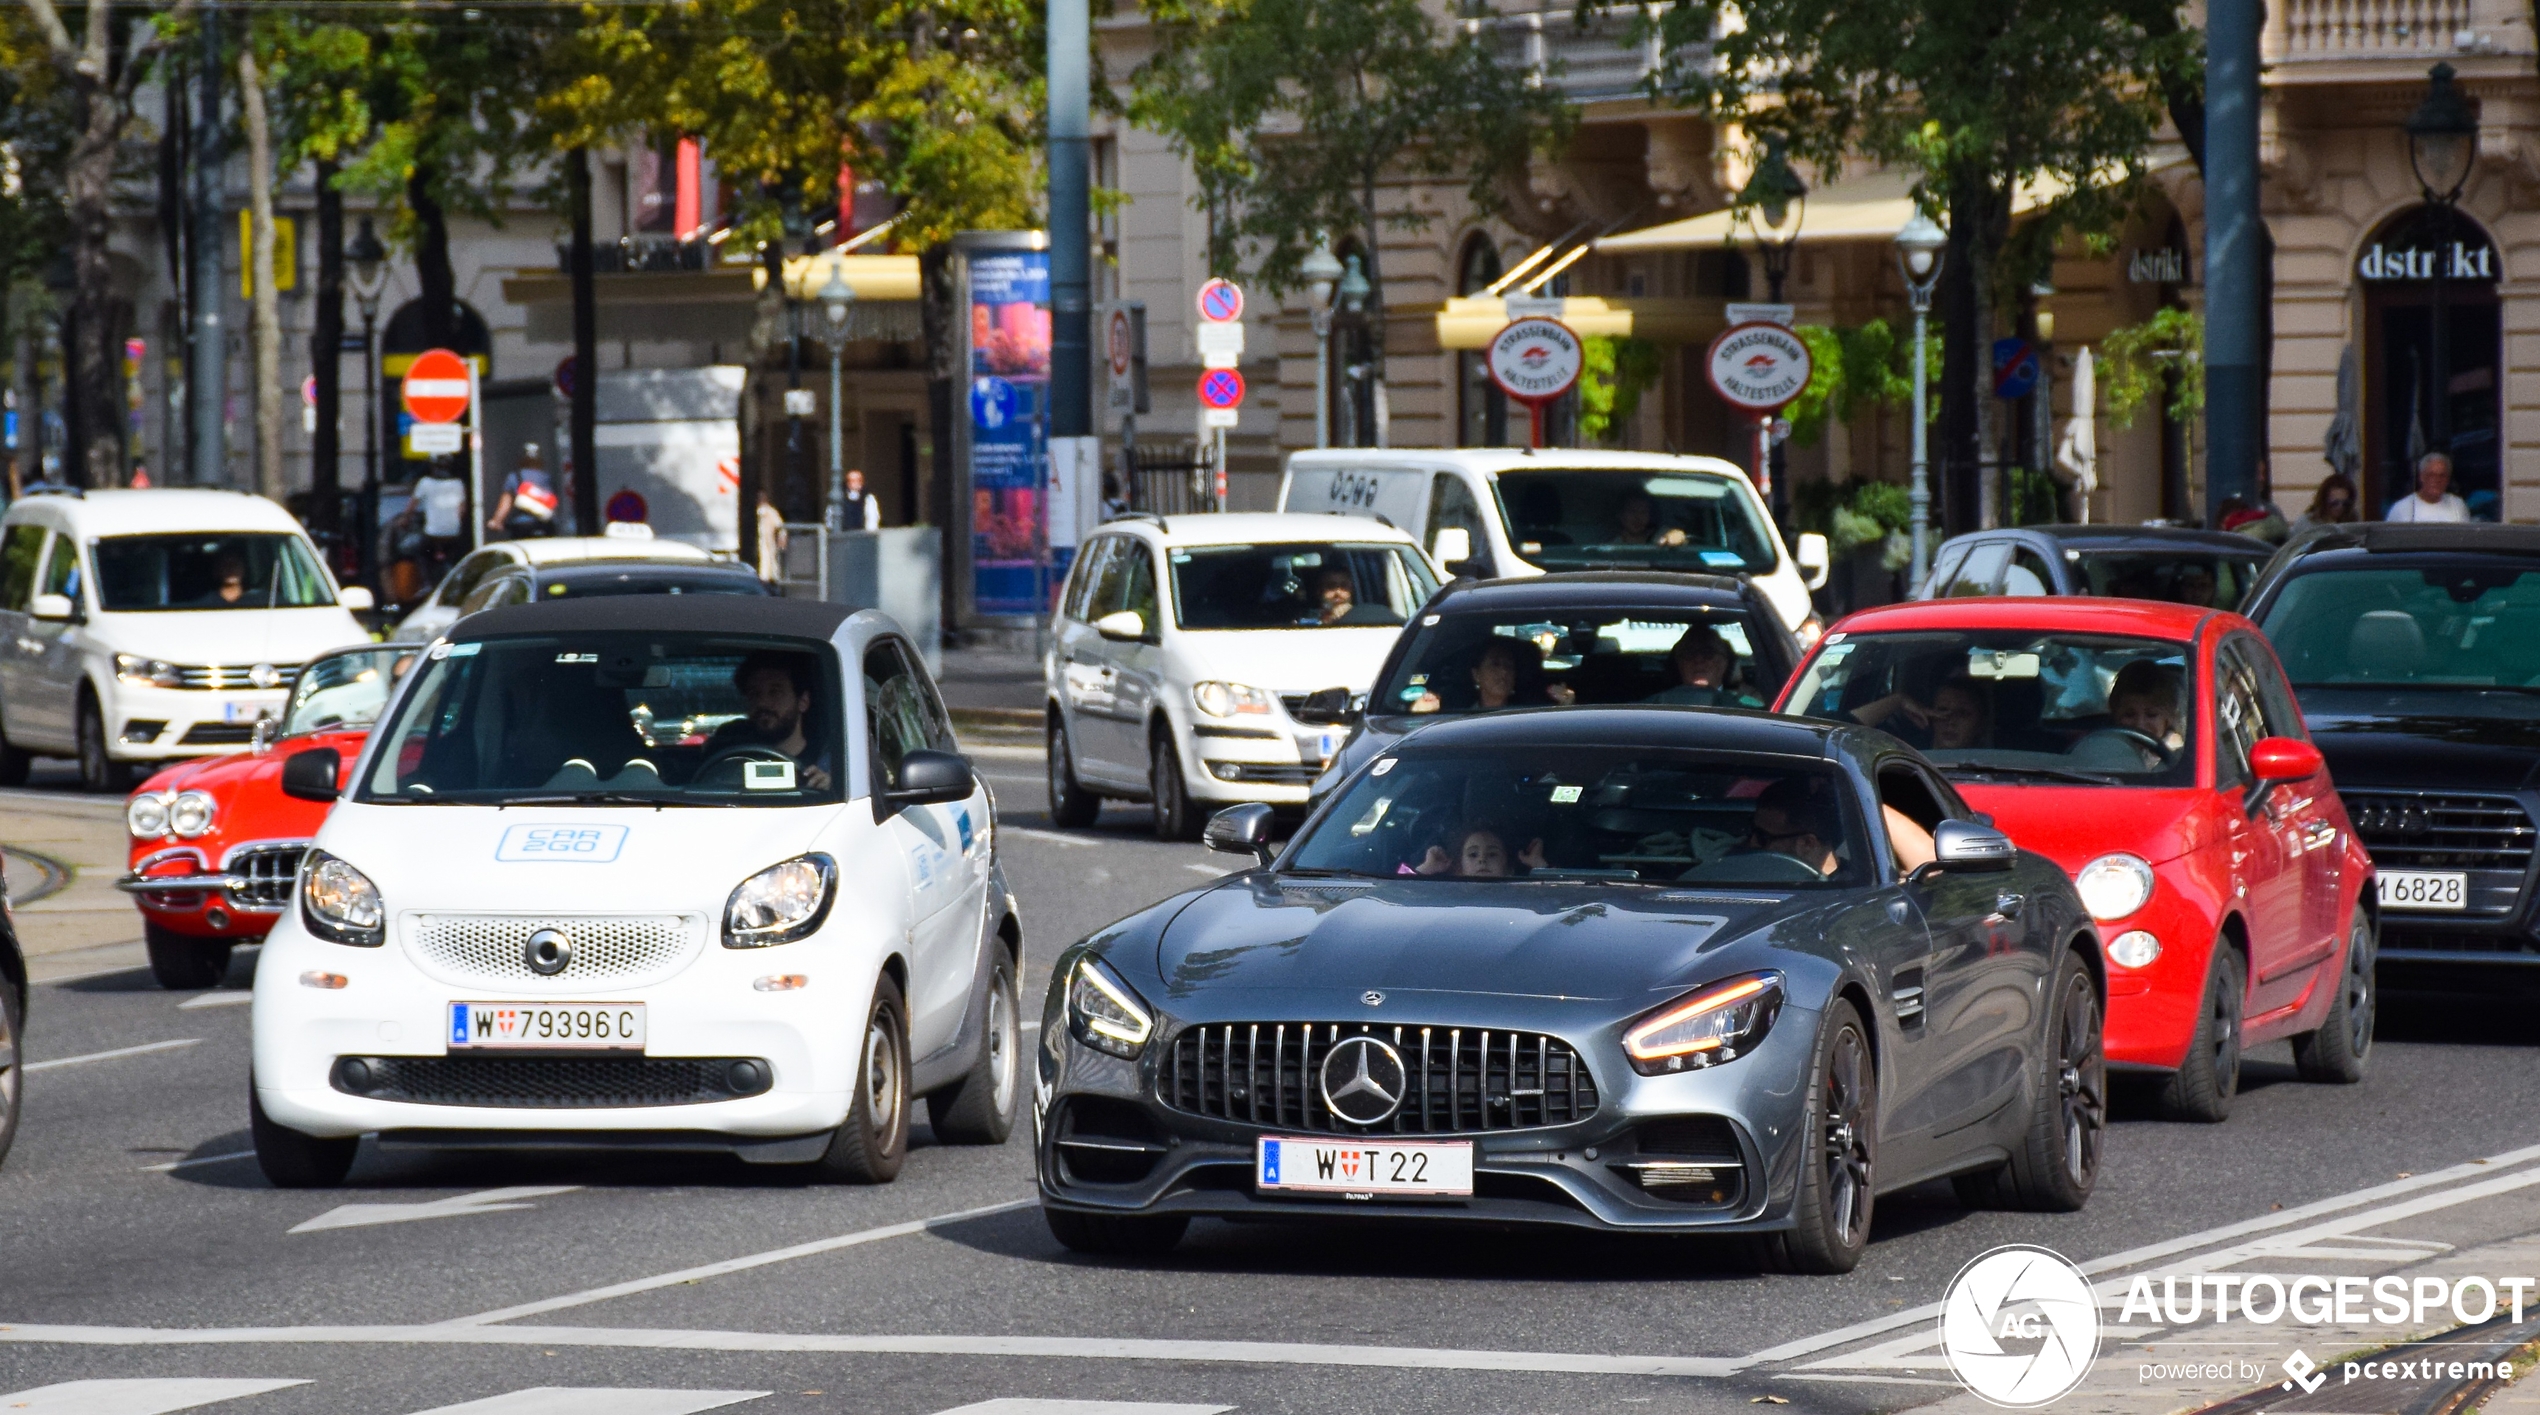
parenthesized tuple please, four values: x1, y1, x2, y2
(118, 644, 416, 989)
(1777, 597, 2376, 1120)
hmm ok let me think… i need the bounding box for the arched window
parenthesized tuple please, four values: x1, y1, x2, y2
(1457, 235, 1508, 447)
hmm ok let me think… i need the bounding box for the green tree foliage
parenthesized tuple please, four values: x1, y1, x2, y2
(1578, 335, 1663, 443)
(1783, 318, 1937, 446)
(2099, 306, 2202, 429)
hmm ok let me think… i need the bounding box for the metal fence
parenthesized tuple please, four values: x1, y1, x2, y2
(1124, 442, 1215, 516)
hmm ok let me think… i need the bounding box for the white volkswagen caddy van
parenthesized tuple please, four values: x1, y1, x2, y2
(249, 595, 1022, 1186)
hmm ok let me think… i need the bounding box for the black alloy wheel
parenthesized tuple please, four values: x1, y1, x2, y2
(1150, 731, 1198, 842)
(76, 696, 130, 794)
(2055, 962, 2109, 1191)
(2293, 912, 2374, 1084)
(2158, 943, 2242, 1123)
(1758, 999, 1876, 1273)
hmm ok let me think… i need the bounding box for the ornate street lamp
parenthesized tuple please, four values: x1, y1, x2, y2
(2408, 62, 2477, 463)
(1300, 237, 1343, 450)
(1741, 134, 1808, 302)
(819, 261, 855, 531)
(1894, 211, 1948, 584)
(345, 216, 390, 592)
(1336, 255, 1371, 449)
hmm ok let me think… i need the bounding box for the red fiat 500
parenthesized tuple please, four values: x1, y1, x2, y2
(1776, 598, 2375, 1120)
(118, 643, 417, 990)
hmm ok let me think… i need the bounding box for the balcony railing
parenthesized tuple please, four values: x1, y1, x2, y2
(2272, 0, 2512, 61)
(1477, 4, 1709, 101)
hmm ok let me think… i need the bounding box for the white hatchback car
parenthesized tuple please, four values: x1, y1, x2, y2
(1043, 512, 1439, 838)
(389, 525, 715, 643)
(249, 595, 1021, 1186)
(0, 487, 373, 791)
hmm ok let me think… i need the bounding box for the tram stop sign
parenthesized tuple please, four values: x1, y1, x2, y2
(402, 348, 472, 424)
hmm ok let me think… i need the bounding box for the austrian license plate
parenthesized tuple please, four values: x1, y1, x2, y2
(222, 700, 263, 723)
(1256, 1136, 1473, 1197)
(2378, 870, 2468, 911)
(448, 1001, 646, 1050)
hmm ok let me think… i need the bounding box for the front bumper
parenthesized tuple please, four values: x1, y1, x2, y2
(121, 841, 308, 939)
(1181, 715, 1353, 807)
(108, 684, 291, 761)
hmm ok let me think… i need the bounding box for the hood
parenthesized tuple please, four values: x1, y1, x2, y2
(1951, 784, 2214, 871)
(2305, 713, 2540, 795)
(138, 727, 371, 798)
(1150, 877, 1820, 1008)
(92, 605, 370, 666)
(317, 799, 842, 916)
(1168, 627, 1402, 696)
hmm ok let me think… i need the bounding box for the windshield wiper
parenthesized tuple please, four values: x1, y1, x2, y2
(497, 792, 733, 808)
(1942, 765, 2126, 787)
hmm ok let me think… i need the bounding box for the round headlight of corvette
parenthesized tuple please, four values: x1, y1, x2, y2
(2074, 853, 2156, 922)
(126, 792, 169, 838)
(167, 790, 217, 839)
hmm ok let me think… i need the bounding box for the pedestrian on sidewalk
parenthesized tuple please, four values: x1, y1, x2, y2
(2385, 451, 2470, 523)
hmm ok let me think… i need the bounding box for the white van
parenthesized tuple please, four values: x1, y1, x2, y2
(1278, 449, 1828, 635)
(0, 488, 373, 791)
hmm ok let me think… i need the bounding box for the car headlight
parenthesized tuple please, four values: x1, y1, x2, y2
(114, 653, 183, 689)
(1623, 970, 1784, 1076)
(2075, 853, 2156, 922)
(299, 849, 384, 946)
(1066, 955, 1154, 1058)
(126, 792, 169, 838)
(722, 853, 837, 947)
(167, 790, 216, 839)
(1192, 681, 1277, 718)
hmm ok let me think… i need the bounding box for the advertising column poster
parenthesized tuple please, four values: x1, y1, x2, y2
(967, 249, 1054, 616)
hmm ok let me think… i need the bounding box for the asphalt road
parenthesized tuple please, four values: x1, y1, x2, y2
(4, 744, 2540, 1415)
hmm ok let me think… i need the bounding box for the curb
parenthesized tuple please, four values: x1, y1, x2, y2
(951, 707, 1043, 732)
(4, 845, 74, 908)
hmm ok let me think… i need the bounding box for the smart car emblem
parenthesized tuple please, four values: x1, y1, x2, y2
(524, 928, 573, 976)
(1319, 1036, 1406, 1126)
(1361, 990, 1384, 1007)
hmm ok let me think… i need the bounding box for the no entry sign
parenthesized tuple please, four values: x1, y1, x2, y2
(1703, 322, 1812, 414)
(1197, 367, 1246, 410)
(402, 348, 473, 424)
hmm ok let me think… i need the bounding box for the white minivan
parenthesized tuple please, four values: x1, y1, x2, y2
(0, 488, 373, 791)
(1278, 448, 1829, 636)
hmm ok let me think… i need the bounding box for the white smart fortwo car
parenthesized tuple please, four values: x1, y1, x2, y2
(248, 596, 1022, 1186)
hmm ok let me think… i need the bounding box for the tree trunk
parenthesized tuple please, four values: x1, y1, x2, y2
(238, 49, 283, 500)
(568, 148, 598, 534)
(408, 165, 457, 350)
(1359, 168, 1388, 448)
(1937, 162, 2012, 533)
(64, 88, 124, 487)
(311, 161, 345, 549)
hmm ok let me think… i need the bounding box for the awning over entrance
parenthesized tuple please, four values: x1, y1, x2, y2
(1434, 295, 1717, 349)
(1594, 168, 2073, 253)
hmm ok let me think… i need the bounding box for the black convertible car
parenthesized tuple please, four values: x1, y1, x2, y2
(1036, 709, 2104, 1272)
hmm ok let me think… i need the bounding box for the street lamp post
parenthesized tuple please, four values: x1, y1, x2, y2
(1895, 212, 1948, 586)
(346, 216, 389, 594)
(819, 261, 855, 531)
(2407, 62, 2476, 472)
(1301, 237, 1343, 450)
(1740, 135, 1808, 525)
(1336, 255, 1371, 449)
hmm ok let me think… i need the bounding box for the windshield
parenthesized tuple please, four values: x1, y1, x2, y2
(1290, 747, 1865, 887)
(1495, 469, 1776, 574)
(1784, 630, 2197, 786)
(2259, 565, 2540, 712)
(357, 631, 844, 806)
(1167, 542, 1437, 630)
(2071, 550, 2262, 609)
(1373, 608, 1785, 716)
(95, 533, 336, 611)
(282, 647, 421, 738)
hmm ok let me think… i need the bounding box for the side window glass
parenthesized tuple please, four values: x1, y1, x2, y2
(899, 641, 959, 752)
(1064, 538, 1113, 622)
(1120, 544, 1159, 632)
(2235, 635, 2308, 741)
(39, 534, 80, 602)
(862, 642, 928, 789)
(2003, 548, 2053, 597)
(0, 525, 44, 611)
(1950, 542, 2010, 596)
(1086, 539, 1132, 621)
(440, 550, 501, 607)
(1426, 473, 1487, 570)
(1921, 540, 1971, 597)
(2212, 643, 2268, 789)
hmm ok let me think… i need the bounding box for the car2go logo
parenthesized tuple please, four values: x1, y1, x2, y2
(1941, 1246, 2104, 1407)
(495, 824, 630, 862)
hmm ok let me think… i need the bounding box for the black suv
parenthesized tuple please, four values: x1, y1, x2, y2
(1919, 524, 2275, 609)
(1308, 571, 1802, 802)
(2242, 523, 2540, 966)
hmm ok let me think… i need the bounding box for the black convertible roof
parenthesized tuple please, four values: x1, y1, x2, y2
(2281, 522, 2540, 558)
(1388, 703, 1853, 757)
(2018, 524, 2270, 555)
(1433, 571, 1754, 612)
(454, 593, 853, 640)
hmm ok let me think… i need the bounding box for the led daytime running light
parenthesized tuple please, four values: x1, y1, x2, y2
(1622, 970, 1784, 1075)
(1067, 956, 1155, 1057)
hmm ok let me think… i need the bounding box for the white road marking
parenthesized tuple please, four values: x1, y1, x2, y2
(25, 1039, 201, 1072)
(1004, 828, 1095, 848)
(1185, 864, 1225, 877)
(139, 1150, 258, 1174)
(979, 773, 1045, 788)
(402, 1389, 768, 1415)
(1020, 1019, 1041, 1032)
(291, 1186, 583, 1235)
(0, 1378, 308, 1414)
(933, 1403, 1232, 1414)
(177, 993, 254, 1010)
(443, 1197, 1037, 1326)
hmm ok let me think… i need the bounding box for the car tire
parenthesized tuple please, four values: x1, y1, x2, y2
(0, 977, 23, 1171)
(2157, 941, 2243, 1123)
(1149, 730, 1199, 842)
(250, 1083, 357, 1189)
(928, 953, 1021, 1145)
(144, 920, 232, 991)
(803, 974, 911, 1183)
(1043, 1205, 1189, 1257)
(2293, 912, 2374, 1084)
(1046, 717, 1099, 828)
(1954, 948, 2104, 1213)
(1754, 998, 1876, 1275)
(0, 704, 31, 788)
(76, 695, 132, 795)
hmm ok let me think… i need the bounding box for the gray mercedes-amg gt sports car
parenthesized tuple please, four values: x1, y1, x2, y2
(1034, 708, 2106, 1272)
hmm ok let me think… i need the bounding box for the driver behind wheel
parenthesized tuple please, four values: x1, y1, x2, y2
(2106, 660, 2184, 766)
(707, 651, 835, 791)
(1740, 776, 1843, 878)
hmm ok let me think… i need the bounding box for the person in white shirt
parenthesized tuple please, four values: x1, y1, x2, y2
(837, 468, 882, 530)
(2385, 451, 2471, 522)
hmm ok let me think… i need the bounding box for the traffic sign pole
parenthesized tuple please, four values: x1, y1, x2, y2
(468, 359, 485, 552)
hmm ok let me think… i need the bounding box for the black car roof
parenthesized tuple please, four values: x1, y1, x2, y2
(1432, 570, 1756, 611)
(1383, 704, 1856, 757)
(2280, 522, 2540, 558)
(2009, 524, 2271, 555)
(454, 594, 852, 640)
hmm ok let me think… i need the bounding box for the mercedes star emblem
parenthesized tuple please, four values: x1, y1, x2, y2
(1362, 990, 1384, 1007)
(524, 928, 573, 976)
(1319, 1035, 1407, 1126)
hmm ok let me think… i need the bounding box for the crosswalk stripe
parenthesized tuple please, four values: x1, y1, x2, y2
(400, 1391, 769, 1415)
(0, 1378, 309, 1414)
(931, 1403, 1233, 1415)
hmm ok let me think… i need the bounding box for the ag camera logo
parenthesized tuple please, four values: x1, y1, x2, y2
(1940, 1245, 2103, 1407)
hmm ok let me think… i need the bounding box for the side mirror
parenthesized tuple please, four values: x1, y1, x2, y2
(29, 593, 72, 622)
(1431, 526, 1473, 568)
(1093, 610, 1146, 642)
(1929, 818, 2017, 872)
(1203, 802, 1276, 868)
(2250, 736, 2323, 784)
(1296, 686, 1359, 725)
(279, 746, 341, 802)
(339, 585, 376, 612)
(884, 748, 976, 807)
(1796, 532, 1832, 591)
